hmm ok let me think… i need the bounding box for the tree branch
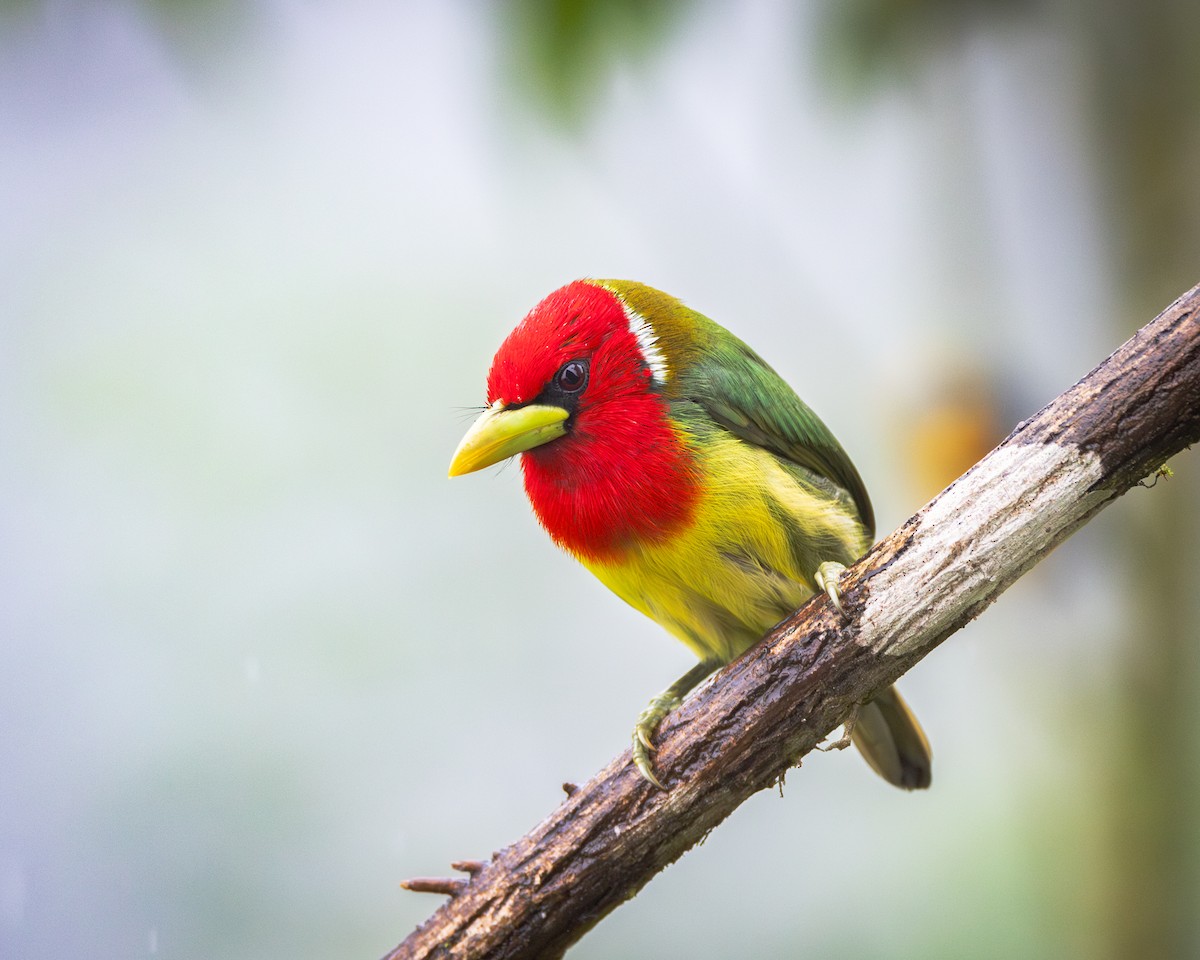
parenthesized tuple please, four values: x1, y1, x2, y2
(385, 283, 1200, 960)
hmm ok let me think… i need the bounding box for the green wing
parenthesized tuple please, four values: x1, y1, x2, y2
(682, 325, 875, 538)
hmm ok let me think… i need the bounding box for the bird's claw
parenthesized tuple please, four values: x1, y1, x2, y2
(815, 560, 849, 617)
(632, 692, 679, 790)
(632, 741, 666, 790)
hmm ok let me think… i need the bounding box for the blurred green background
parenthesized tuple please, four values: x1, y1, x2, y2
(2, 1, 1198, 958)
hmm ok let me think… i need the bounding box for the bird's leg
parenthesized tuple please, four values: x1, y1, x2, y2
(632, 660, 720, 789)
(814, 560, 849, 616)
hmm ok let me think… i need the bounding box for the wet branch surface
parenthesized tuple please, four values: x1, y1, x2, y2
(384, 284, 1200, 960)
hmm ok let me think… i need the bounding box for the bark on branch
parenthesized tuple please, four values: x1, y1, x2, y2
(385, 283, 1200, 960)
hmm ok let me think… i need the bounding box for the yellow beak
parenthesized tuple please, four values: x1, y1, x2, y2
(448, 401, 570, 477)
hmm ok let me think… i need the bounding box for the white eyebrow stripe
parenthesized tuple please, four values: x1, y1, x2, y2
(625, 306, 669, 384)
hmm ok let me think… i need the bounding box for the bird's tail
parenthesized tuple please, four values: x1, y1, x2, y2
(850, 685, 933, 790)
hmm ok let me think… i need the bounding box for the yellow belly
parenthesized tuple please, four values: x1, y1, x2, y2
(582, 430, 869, 664)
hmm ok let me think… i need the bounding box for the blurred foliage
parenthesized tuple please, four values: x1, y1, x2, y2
(1078, 6, 1200, 959)
(502, 0, 686, 123)
(816, 0, 1200, 315)
(0, 0, 262, 77)
(817, 0, 1038, 93)
(1079, 0, 1200, 320)
(0, 0, 243, 28)
(135, 0, 266, 77)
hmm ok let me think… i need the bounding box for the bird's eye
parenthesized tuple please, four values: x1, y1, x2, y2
(555, 360, 588, 394)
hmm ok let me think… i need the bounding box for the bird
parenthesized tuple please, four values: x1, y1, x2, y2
(448, 279, 931, 791)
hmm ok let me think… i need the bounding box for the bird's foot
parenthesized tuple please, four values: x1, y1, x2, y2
(630, 660, 719, 790)
(817, 703, 860, 753)
(815, 560, 849, 617)
(632, 692, 680, 790)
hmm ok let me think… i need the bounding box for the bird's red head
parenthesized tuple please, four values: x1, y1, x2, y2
(487, 280, 665, 409)
(454, 280, 699, 561)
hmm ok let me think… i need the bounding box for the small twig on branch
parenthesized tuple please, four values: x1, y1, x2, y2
(400, 861, 489, 895)
(400, 878, 467, 897)
(383, 283, 1200, 960)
